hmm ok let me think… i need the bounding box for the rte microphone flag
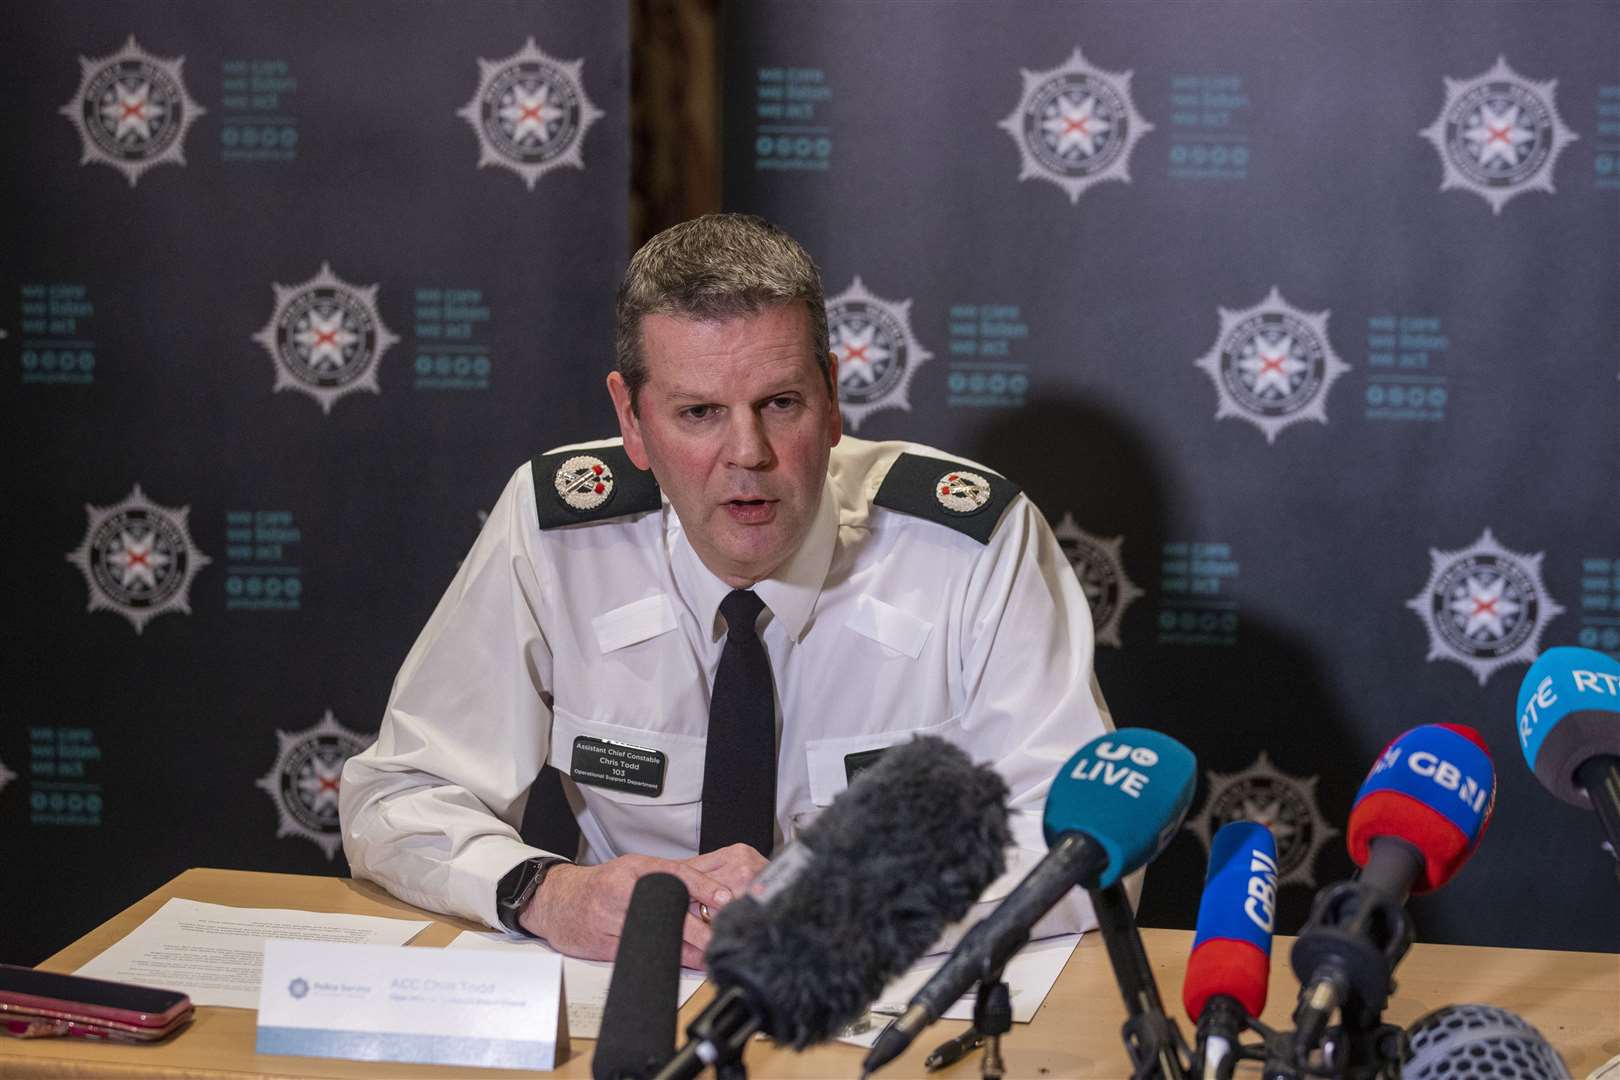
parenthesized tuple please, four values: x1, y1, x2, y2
(1514, 647, 1620, 868)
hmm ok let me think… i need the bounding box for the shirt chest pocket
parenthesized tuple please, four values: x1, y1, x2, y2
(550, 706, 706, 860)
(550, 707, 705, 806)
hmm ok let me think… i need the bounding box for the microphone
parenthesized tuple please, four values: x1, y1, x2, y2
(1515, 646, 1620, 869)
(592, 873, 689, 1080)
(1405, 1003, 1572, 1079)
(1291, 723, 1496, 1060)
(1183, 821, 1277, 1080)
(653, 736, 1009, 1080)
(863, 728, 1197, 1076)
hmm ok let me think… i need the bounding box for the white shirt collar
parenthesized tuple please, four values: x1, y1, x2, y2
(668, 475, 838, 643)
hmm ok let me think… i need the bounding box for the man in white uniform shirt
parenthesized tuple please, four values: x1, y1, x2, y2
(340, 214, 1116, 969)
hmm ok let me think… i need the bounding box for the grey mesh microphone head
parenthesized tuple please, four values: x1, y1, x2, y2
(1405, 1003, 1571, 1080)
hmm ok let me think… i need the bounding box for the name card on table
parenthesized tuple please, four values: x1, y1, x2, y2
(257, 939, 569, 1071)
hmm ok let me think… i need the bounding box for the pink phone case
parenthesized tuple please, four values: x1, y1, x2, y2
(0, 965, 193, 1042)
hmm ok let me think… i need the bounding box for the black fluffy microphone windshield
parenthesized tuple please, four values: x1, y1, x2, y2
(592, 872, 690, 1080)
(663, 735, 1008, 1076)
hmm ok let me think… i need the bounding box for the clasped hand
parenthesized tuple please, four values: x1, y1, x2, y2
(518, 843, 768, 970)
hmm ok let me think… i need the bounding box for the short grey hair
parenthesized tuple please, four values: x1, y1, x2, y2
(615, 213, 830, 411)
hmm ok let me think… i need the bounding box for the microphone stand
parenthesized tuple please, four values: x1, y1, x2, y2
(652, 987, 756, 1080)
(1089, 882, 1189, 1079)
(1322, 997, 1409, 1079)
(1576, 754, 1620, 885)
(972, 976, 1012, 1080)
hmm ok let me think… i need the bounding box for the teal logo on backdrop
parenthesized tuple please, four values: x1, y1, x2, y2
(224, 510, 303, 611)
(999, 47, 1153, 204)
(66, 485, 211, 634)
(1407, 529, 1566, 686)
(1186, 753, 1337, 890)
(60, 35, 206, 186)
(28, 728, 105, 828)
(1420, 56, 1578, 215)
(457, 37, 603, 190)
(1158, 540, 1240, 647)
(1364, 315, 1451, 424)
(414, 287, 493, 391)
(219, 59, 299, 163)
(252, 263, 400, 414)
(1054, 513, 1143, 649)
(945, 303, 1031, 410)
(1194, 287, 1350, 444)
(827, 277, 932, 431)
(256, 711, 372, 860)
(19, 283, 97, 386)
(753, 68, 832, 172)
(1577, 556, 1620, 654)
(1167, 75, 1250, 182)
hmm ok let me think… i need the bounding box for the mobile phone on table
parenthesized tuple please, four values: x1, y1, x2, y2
(0, 964, 192, 1042)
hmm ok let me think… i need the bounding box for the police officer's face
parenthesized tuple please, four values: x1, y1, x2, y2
(608, 303, 841, 587)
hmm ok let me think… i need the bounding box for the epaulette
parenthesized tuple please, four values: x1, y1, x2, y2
(530, 443, 661, 530)
(872, 452, 1020, 544)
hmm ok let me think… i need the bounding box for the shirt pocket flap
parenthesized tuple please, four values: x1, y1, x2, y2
(551, 706, 705, 805)
(592, 594, 679, 655)
(803, 724, 953, 807)
(844, 594, 933, 659)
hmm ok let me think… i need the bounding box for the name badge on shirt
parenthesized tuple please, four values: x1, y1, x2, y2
(570, 736, 667, 797)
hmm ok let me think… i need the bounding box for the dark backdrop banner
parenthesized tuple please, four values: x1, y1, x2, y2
(3, 1, 627, 963)
(722, 1, 1619, 952)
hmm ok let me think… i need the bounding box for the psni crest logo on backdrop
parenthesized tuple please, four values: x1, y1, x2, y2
(826, 277, 933, 431)
(1186, 753, 1338, 890)
(256, 711, 372, 860)
(1406, 528, 1565, 686)
(1194, 287, 1350, 444)
(998, 47, 1153, 204)
(1419, 56, 1578, 215)
(66, 485, 211, 634)
(252, 263, 400, 414)
(1053, 513, 1144, 648)
(457, 37, 604, 190)
(60, 35, 206, 187)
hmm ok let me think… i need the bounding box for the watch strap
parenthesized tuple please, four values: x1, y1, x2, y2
(495, 856, 564, 935)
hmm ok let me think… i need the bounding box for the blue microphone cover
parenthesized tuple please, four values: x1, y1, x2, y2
(1042, 727, 1197, 889)
(1515, 646, 1620, 807)
(1184, 821, 1276, 1019)
(1349, 724, 1495, 891)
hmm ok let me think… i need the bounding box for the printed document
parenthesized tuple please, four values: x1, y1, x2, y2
(75, 897, 431, 1009)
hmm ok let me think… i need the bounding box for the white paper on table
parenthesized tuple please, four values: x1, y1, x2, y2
(447, 930, 707, 1040)
(834, 933, 1081, 1049)
(73, 897, 432, 1010)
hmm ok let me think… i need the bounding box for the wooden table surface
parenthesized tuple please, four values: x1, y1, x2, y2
(3, 868, 1616, 1078)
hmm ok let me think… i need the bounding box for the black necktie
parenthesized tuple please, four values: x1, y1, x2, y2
(699, 589, 776, 854)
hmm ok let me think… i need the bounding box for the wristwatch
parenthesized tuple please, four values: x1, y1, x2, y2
(496, 856, 564, 935)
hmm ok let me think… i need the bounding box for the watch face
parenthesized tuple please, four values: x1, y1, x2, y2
(505, 859, 539, 899)
(497, 858, 546, 929)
